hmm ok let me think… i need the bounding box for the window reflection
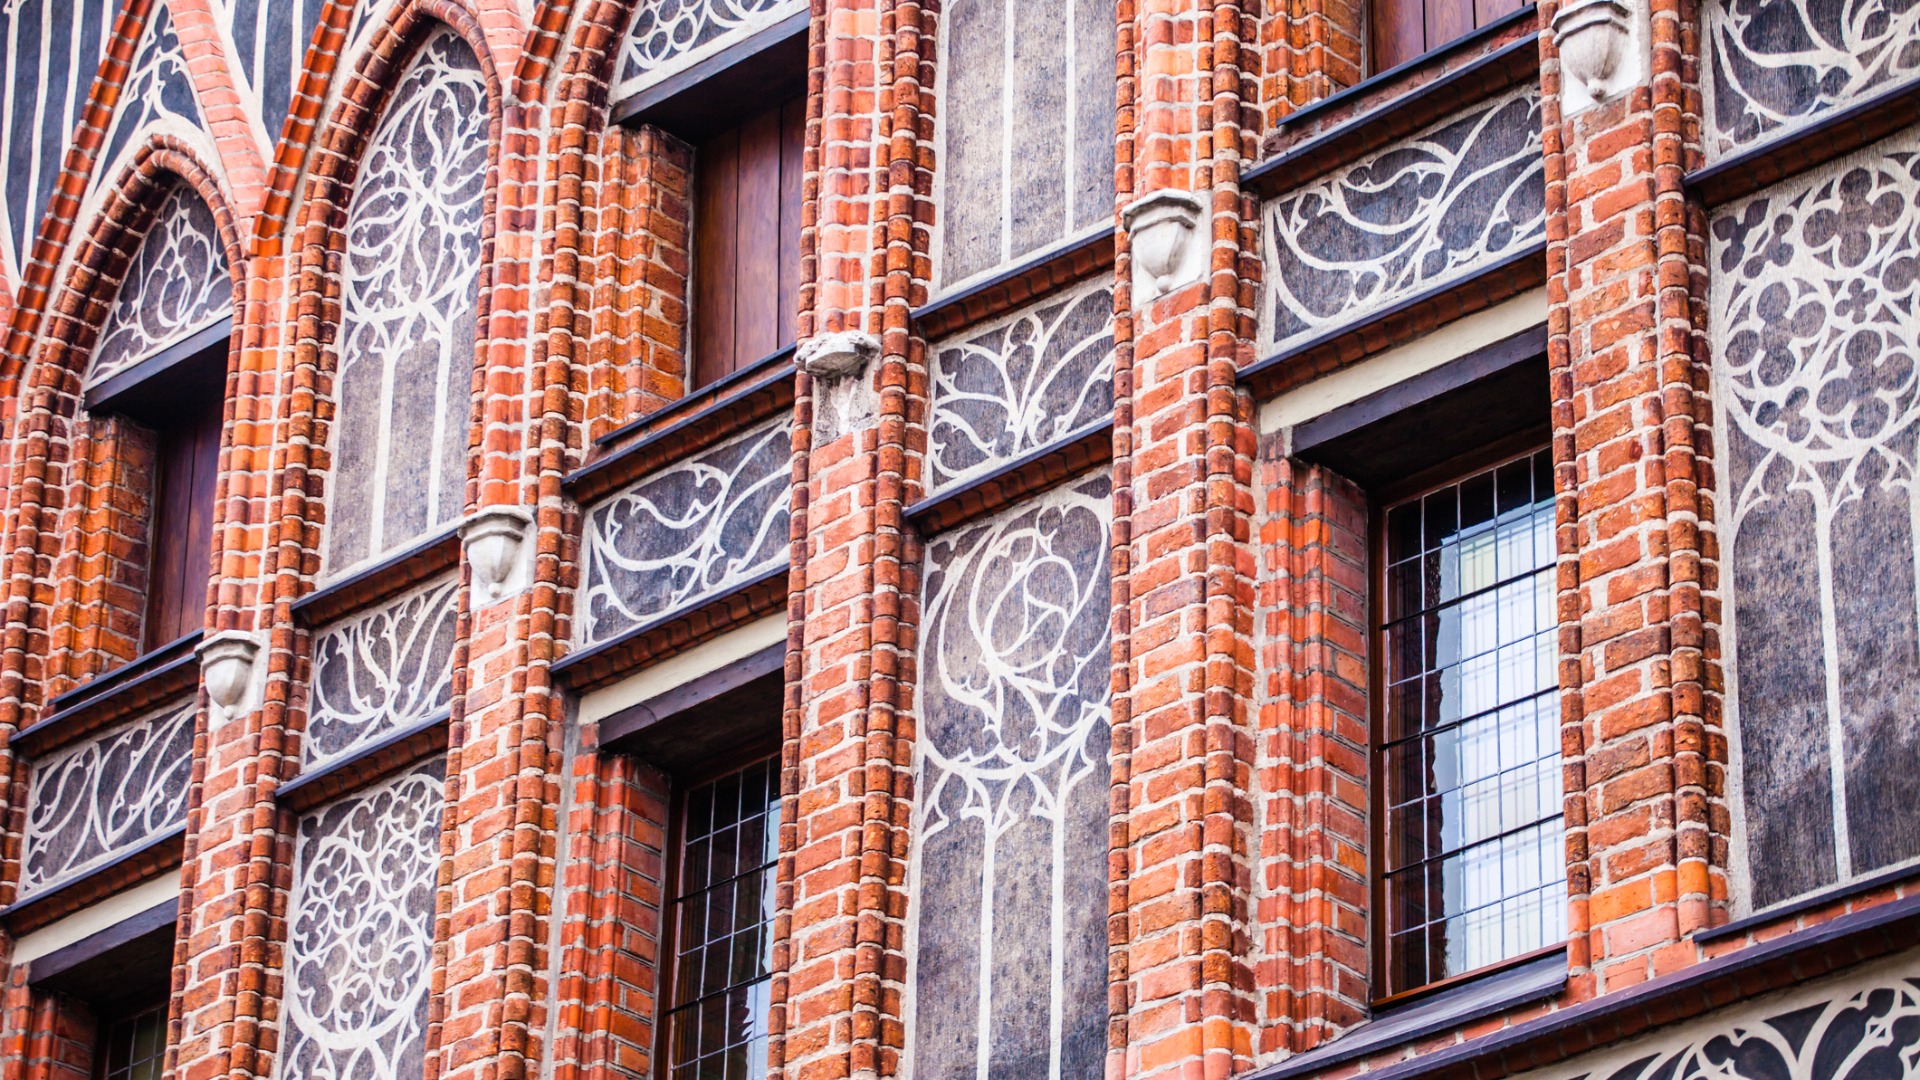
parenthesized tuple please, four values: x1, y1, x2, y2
(667, 756, 782, 1080)
(1380, 448, 1565, 996)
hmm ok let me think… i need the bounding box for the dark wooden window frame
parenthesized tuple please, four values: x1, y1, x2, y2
(26, 894, 179, 1080)
(1281, 325, 1562, 1006)
(597, 645, 788, 1078)
(1365, 437, 1562, 1008)
(653, 744, 785, 1077)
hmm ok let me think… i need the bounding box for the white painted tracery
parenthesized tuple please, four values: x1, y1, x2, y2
(20, 697, 197, 898)
(910, 472, 1111, 1079)
(575, 418, 792, 646)
(324, 26, 489, 579)
(279, 760, 445, 1080)
(87, 181, 232, 388)
(927, 280, 1115, 494)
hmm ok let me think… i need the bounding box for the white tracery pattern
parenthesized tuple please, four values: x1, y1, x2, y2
(20, 698, 197, 898)
(90, 1, 201, 203)
(1711, 127, 1920, 907)
(279, 760, 445, 1080)
(576, 418, 792, 647)
(87, 181, 232, 388)
(612, 0, 805, 103)
(1261, 86, 1546, 351)
(927, 280, 1115, 494)
(911, 472, 1111, 1078)
(304, 575, 459, 771)
(1515, 966, 1920, 1080)
(0, 0, 112, 281)
(1706, 0, 1920, 161)
(325, 27, 489, 580)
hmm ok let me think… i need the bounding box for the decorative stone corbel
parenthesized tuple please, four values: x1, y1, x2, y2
(1552, 0, 1645, 117)
(798, 330, 882, 444)
(1122, 188, 1207, 308)
(198, 629, 264, 720)
(459, 504, 537, 606)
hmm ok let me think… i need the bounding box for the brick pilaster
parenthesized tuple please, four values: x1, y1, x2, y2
(1540, 0, 1719, 994)
(1115, 0, 1261, 1070)
(1251, 457, 1369, 1058)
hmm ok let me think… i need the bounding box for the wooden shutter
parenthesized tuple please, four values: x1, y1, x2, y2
(1370, 0, 1521, 73)
(143, 391, 222, 650)
(692, 94, 805, 389)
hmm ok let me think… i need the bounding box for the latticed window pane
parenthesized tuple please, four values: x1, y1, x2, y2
(1380, 448, 1565, 996)
(97, 1001, 167, 1080)
(667, 756, 782, 1080)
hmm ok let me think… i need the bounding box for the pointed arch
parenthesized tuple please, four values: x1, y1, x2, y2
(275, 2, 505, 586)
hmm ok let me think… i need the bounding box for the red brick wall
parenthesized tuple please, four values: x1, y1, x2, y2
(1252, 455, 1370, 1057)
(0, 0, 1897, 1079)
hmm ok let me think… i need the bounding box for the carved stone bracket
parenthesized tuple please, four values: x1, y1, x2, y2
(198, 629, 264, 720)
(798, 330, 881, 444)
(1122, 188, 1207, 308)
(459, 505, 536, 606)
(1552, 0, 1646, 117)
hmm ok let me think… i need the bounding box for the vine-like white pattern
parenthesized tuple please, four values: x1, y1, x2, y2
(1711, 127, 1920, 905)
(927, 281, 1115, 494)
(87, 181, 232, 388)
(612, 0, 804, 102)
(576, 418, 792, 647)
(304, 575, 459, 771)
(324, 27, 488, 580)
(279, 760, 445, 1080)
(1706, 0, 1920, 160)
(90, 1, 201, 203)
(911, 472, 1111, 1078)
(1521, 966, 1920, 1080)
(1261, 86, 1546, 351)
(21, 698, 196, 898)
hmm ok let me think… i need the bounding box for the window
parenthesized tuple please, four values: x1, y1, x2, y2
(664, 754, 781, 1080)
(1376, 447, 1563, 999)
(1368, 0, 1526, 75)
(140, 383, 222, 650)
(691, 94, 804, 388)
(93, 1000, 168, 1080)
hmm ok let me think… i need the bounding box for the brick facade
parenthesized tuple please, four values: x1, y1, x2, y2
(0, 0, 1914, 1078)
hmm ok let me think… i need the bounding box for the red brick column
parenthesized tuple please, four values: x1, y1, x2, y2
(1251, 458, 1369, 1057)
(1114, 0, 1260, 1070)
(1540, 0, 1718, 995)
(774, 0, 929, 1073)
(0, 976, 95, 1080)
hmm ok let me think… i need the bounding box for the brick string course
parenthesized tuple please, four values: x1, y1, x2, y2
(0, 0, 1886, 1077)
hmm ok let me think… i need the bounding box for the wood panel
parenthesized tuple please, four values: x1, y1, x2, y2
(692, 92, 806, 388)
(143, 391, 221, 651)
(1370, 0, 1492, 73)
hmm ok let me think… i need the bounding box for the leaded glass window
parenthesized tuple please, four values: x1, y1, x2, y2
(1378, 447, 1564, 996)
(95, 1000, 168, 1080)
(665, 756, 782, 1080)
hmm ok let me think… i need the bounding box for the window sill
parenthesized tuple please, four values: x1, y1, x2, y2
(20, 633, 204, 759)
(1695, 862, 1920, 946)
(913, 225, 1115, 341)
(1247, 948, 1567, 1080)
(1246, 13, 1538, 199)
(569, 349, 796, 503)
